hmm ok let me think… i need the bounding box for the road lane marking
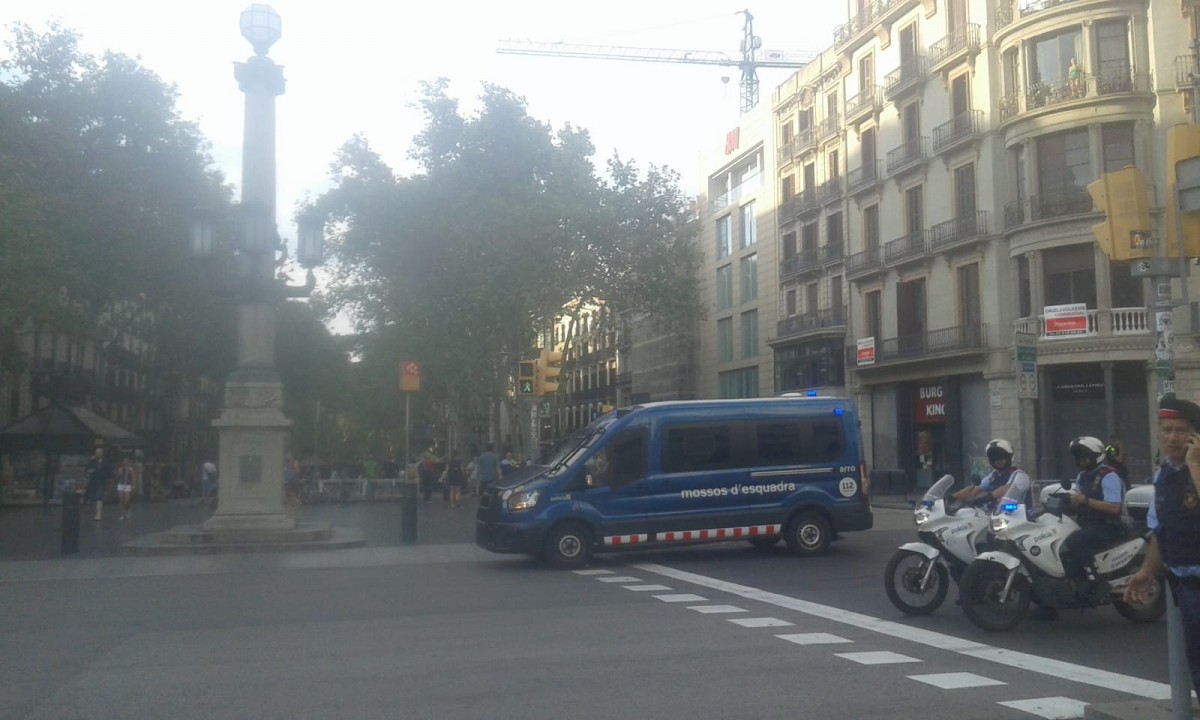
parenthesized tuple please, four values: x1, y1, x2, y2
(729, 617, 794, 628)
(909, 672, 1006, 689)
(653, 593, 707, 603)
(573, 569, 613, 576)
(633, 562, 1171, 701)
(622, 584, 672, 591)
(997, 697, 1087, 719)
(596, 576, 641, 583)
(837, 651, 922, 665)
(687, 605, 747, 614)
(776, 632, 852, 645)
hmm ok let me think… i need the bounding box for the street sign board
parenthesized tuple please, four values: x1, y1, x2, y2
(856, 337, 876, 366)
(400, 360, 421, 393)
(1015, 341, 1038, 399)
(1043, 303, 1088, 337)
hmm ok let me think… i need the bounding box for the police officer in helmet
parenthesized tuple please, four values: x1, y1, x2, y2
(1062, 436, 1125, 582)
(953, 438, 1032, 507)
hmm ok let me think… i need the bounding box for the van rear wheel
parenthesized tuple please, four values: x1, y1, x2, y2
(785, 512, 831, 557)
(542, 522, 593, 570)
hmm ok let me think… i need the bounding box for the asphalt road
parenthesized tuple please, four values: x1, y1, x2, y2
(0, 502, 1176, 720)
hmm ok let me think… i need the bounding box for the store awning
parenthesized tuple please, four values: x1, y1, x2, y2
(0, 403, 144, 454)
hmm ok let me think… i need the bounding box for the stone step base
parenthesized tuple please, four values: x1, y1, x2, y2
(121, 524, 365, 556)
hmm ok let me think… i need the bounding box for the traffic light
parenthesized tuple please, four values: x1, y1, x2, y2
(1087, 166, 1152, 261)
(1167, 123, 1200, 258)
(535, 348, 563, 396)
(518, 360, 535, 396)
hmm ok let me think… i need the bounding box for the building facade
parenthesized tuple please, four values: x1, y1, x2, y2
(700, 0, 1200, 487)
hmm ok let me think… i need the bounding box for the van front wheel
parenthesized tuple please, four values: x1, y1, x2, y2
(543, 522, 593, 570)
(785, 513, 831, 557)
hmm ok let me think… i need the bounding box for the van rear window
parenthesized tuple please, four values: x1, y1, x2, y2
(662, 425, 735, 473)
(753, 420, 843, 466)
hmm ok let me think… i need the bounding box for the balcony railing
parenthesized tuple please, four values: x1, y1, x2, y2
(777, 127, 816, 166)
(929, 210, 989, 251)
(846, 244, 883, 277)
(1014, 307, 1150, 339)
(884, 56, 929, 101)
(817, 114, 840, 141)
(1019, 0, 1085, 20)
(821, 240, 845, 265)
(833, 0, 917, 51)
(847, 161, 884, 195)
(777, 306, 848, 340)
(886, 136, 928, 175)
(818, 177, 843, 205)
(1030, 188, 1093, 222)
(883, 230, 928, 265)
(994, 1, 1014, 29)
(1176, 55, 1199, 91)
(929, 23, 980, 70)
(847, 323, 989, 366)
(780, 248, 819, 280)
(846, 85, 883, 122)
(779, 195, 800, 221)
(999, 71, 1151, 123)
(1004, 189, 1093, 228)
(797, 188, 821, 216)
(932, 109, 983, 154)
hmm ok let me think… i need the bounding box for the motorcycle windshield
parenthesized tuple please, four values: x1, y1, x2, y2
(921, 474, 956, 505)
(999, 472, 1033, 514)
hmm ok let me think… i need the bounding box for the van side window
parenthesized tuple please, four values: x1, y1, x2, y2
(753, 420, 843, 466)
(663, 425, 735, 473)
(607, 429, 648, 488)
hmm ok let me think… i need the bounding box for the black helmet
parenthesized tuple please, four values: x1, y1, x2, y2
(985, 438, 1014, 465)
(1069, 436, 1106, 467)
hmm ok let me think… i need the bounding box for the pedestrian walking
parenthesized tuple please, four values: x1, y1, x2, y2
(444, 452, 467, 507)
(83, 448, 111, 520)
(1125, 394, 1200, 699)
(474, 443, 500, 496)
(115, 456, 135, 520)
(418, 447, 442, 503)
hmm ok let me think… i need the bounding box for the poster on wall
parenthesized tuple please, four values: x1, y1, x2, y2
(856, 337, 876, 366)
(1043, 303, 1088, 337)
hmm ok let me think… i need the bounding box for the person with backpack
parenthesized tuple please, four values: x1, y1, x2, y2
(1062, 436, 1126, 581)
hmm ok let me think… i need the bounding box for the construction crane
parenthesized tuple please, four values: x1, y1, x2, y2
(497, 10, 816, 114)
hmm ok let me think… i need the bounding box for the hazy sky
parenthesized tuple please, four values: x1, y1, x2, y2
(5, 1, 847, 243)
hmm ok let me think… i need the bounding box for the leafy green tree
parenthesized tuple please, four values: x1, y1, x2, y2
(308, 80, 700, 443)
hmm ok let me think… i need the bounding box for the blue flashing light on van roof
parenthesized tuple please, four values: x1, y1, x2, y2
(806, 389, 818, 396)
(834, 408, 843, 415)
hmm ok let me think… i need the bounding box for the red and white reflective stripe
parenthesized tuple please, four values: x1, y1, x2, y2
(656, 525, 781, 543)
(604, 534, 649, 546)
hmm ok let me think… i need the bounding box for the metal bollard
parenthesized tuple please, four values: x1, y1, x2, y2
(399, 480, 418, 544)
(61, 491, 81, 555)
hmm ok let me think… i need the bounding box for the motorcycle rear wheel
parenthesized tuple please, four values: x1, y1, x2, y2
(1113, 578, 1167, 623)
(960, 561, 1031, 632)
(884, 550, 949, 616)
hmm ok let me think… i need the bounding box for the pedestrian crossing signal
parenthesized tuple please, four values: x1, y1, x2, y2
(518, 361, 535, 395)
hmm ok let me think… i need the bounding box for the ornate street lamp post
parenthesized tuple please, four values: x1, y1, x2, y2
(197, 4, 322, 534)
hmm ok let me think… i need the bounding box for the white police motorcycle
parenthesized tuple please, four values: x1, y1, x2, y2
(958, 482, 1165, 632)
(884, 474, 995, 615)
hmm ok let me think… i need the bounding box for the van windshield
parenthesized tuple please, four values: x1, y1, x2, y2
(546, 427, 606, 476)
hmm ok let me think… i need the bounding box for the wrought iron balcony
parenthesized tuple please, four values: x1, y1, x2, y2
(821, 240, 845, 265)
(994, 1, 1014, 29)
(928, 210, 989, 252)
(779, 248, 819, 280)
(777, 306, 848, 341)
(1029, 188, 1093, 222)
(999, 71, 1150, 124)
(817, 114, 840, 142)
(883, 230, 928, 265)
(1004, 199, 1026, 229)
(884, 56, 929, 102)
(1176, 55, 1199, 91)
(846, 323, 989, 367)
(932, 110, 983, 154)
(1018, 0, 1084, 20)
(797, 188, 821, 216)
(886, 136, 928, 176)
(845, 85, 883, 123)
(818, 177, 843, 206)
(846, 161, 884, 196)
(846, 244, 883, 277)
(929, 23, 980, 71)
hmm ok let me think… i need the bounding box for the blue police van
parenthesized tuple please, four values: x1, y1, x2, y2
(475, 396, 873, 568)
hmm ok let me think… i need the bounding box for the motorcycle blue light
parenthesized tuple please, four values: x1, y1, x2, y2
(833, 408, 843, 415)
(1001, 502, 1018, 513)
(806, 390, 818, 396)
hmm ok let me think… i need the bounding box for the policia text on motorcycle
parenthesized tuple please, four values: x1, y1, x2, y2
(1125, 394, 1200, 701)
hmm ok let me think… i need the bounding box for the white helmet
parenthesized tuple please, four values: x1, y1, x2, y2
(985, 438, 1014, 465)
(1069, 436, 1107, 466)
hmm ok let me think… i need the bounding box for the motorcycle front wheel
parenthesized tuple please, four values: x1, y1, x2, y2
(960, 561, 1031, 632)
(1113, 577, 1167, 623)
(884, 550, 949, 616)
